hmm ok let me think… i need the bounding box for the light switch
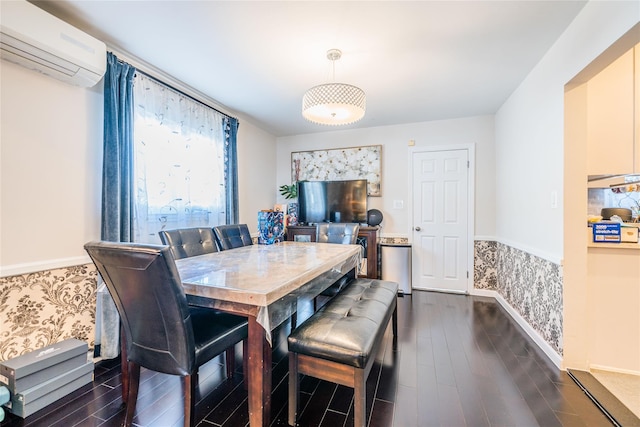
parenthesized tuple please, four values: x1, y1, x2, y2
(393, 200, 404, 209)
(551, 191, 558, 209)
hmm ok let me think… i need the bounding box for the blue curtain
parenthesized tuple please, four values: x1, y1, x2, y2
(97, 53, 237, 357)
(102, 53, 136, 242)
(224, 117, 239, 224)
(98, 52, 135, 358)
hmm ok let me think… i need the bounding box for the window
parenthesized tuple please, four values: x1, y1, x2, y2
(132, 73, 227, 243)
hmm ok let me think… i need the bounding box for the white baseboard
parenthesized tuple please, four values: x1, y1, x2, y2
(0, 256, 92, 277)
(470, 288, 563, 369)
(590, 364, 640, 377)
(470, 288, 496, 298)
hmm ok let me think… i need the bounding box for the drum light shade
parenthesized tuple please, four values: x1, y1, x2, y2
(302, 83, 366, 125)
(302, 49, 366, 126)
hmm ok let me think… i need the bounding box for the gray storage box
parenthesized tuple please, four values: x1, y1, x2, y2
(4, 360, 94, 418)
(0, 338, 88, 394)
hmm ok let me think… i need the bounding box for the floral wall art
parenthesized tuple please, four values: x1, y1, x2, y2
(291, 145, 382, 196)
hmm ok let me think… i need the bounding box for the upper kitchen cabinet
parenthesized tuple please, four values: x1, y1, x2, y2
(636, 45, 640, 174)
(587, 47, 635, 175)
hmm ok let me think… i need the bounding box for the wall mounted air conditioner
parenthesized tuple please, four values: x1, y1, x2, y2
(1, 0, 106, 87)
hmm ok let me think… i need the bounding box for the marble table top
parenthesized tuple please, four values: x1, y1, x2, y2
(175, 241, 361, 308)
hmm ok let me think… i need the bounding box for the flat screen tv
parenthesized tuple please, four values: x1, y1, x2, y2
(297, 179, 367, 225)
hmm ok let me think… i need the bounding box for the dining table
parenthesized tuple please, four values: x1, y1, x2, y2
(175, 241, 362, 427)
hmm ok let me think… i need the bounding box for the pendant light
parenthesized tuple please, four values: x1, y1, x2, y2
(302, 49, 366, 125)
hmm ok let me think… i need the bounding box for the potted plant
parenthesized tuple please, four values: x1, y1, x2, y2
(279, 183, 297, 200)
(278, 183, 299, 226)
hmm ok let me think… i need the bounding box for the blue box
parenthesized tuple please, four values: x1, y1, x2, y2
(592, 222, 621, 243)
(258, 211, 284, 245)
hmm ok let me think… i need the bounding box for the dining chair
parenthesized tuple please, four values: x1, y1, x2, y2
(84, 241, 248, 427)
(316, 222, 360, 245)
(158, 227, 250, 390)
(213, 224, 253, 251)
(314, 223, 361, 310)
(158, 227, 218, 259)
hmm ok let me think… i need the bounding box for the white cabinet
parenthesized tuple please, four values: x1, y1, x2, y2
(587, 247, 640, 372)
(586, 48, 634, 175)
(635, 45, 640, 173)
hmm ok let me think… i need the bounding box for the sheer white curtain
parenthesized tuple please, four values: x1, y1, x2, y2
(133, 73, 226, 243)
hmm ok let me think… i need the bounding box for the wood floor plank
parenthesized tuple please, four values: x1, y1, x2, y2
(368, 399, 393, 427)
(2, 291, 615, 427)
(374, 360, 398, 403)
(328, 384, 353, 414)
(457, 386, 491, 427)
(318, 409, 347, 427)
(298, 380, 337, 426)
(201, 379, 248, 425)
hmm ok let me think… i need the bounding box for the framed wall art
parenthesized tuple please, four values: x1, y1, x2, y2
(291, 145, 382, 196)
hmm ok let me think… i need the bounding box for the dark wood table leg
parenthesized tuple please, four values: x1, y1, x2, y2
(247, 316, 272, 427)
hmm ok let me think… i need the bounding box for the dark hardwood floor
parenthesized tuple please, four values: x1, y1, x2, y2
(2, 291, 612, 427)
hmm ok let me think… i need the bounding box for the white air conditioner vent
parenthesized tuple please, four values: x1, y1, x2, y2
(0, 0, 106, 87)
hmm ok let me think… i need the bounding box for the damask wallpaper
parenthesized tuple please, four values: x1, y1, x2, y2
(0, 264, 97, 362)
(474, 240, 563, 355)
(474, 240, 497, 290)
(495, 243, 563, 355)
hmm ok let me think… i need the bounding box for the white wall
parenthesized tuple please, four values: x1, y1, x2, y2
(495, 0, 640, 264)
(0, 59, 277, 275)
(495, 0, 639, 371)
(276, 116, 496, 238)
(1, 61, 103, 271)
(237, 121, 278, 233)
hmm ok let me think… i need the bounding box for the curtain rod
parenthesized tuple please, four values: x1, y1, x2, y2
(134, 68, 236, 121)
(109, 49, 238, 122)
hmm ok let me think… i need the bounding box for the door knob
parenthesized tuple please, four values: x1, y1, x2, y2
(414, 226, 421, 231)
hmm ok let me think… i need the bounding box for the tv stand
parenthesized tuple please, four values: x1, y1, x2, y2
(285, 225, 378, 279)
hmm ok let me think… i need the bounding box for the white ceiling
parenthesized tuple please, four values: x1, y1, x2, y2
(34, 0, 587, 137)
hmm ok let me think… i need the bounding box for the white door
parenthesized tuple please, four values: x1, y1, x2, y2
(411, 148, 470, 293)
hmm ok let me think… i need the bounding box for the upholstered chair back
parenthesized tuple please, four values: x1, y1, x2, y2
(158, 227, 218, 260)
(85, 241, 195, 375)
(213, 224, 253, 250)
(316, 223, 360, 245)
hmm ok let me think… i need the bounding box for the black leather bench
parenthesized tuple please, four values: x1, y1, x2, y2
(288, 278, 399, 427)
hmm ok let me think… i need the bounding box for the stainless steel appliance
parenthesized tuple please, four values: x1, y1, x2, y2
(380, 243, 412, 294)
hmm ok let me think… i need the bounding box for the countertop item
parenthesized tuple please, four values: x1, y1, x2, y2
(587, 224, 640, 250)
(600, 207, 632, 221)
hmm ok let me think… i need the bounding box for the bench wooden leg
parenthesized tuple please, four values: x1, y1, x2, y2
(225, 347, 235, 379)
(354, 368, 366, 427)
(242, 339, 249, 391)
(288, 353, 299, 426)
